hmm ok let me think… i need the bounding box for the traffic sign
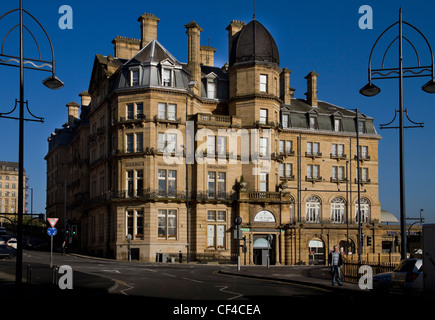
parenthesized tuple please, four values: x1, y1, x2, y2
(234, 216, 242, 225)
(47, 227, 57, 236)
(47, 218, 59, 228)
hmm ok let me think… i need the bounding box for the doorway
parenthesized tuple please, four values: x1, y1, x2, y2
(253, 235, 274, 266)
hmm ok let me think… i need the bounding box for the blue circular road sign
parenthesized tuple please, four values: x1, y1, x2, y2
(47, 227, 57, 236)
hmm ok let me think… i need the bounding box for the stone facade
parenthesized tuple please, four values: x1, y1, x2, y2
(0, 161, 28, 216)
(46, 12, 402, 264)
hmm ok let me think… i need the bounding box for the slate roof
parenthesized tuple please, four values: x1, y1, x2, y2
(281, 99, 378, 136)
(229, 20, 280, 66)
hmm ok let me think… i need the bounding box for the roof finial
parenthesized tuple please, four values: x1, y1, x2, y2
(253, 0, 256, 20)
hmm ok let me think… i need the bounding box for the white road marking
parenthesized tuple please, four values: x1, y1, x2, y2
(101, 269, 120, 273)
(182, 277, 203, 283)
(162, 272, 176, 277)
(216, 285, 243, 300)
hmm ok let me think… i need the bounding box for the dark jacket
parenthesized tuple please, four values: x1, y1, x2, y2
(328, 251, 343, 267)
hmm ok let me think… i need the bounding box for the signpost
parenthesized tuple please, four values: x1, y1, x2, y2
(47, 218, 58, 267)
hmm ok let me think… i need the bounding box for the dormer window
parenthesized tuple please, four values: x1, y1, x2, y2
(130, 68, 139, 86)
(358, 120, 366, 133)
(204, 72, 218, 99)
(309, 116, 318, 130)
(163, 68, 172, 87)
(334, 119, 342, 132)
(282, 113, 289, 128)
(160, 59, 175, 87)
(207, 80, 216, 99)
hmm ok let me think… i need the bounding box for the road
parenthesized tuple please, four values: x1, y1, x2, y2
(0, 250, 421, 318)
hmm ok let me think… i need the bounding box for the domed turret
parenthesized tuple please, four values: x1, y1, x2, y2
(229, 19, 279, 67)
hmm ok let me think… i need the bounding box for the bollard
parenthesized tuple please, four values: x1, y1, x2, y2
(52, 265, 59, 286)
(27, 264, 32, 284)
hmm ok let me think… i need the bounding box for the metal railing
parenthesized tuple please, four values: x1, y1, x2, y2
(342, 254, 401, 283)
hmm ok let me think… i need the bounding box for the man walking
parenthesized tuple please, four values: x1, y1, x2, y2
(328, 245, 343, 286)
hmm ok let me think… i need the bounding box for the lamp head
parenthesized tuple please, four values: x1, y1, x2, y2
(43, 74, 64, 90)
(422, 78, 435, 94)
(359, 82, 381, 97)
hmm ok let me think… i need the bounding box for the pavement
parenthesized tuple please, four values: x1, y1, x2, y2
(2, 254, 435, 319)
(0, 255, 361, 299)
(218, 264, 362, 292)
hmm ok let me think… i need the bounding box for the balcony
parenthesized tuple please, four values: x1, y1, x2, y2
(354, 154, 371, 161)
(196, 113, 233, 126)
(153, 115, 182, 125)
(238, 191, 291, 203)
(84, 189, 236, 207)
(330, 153, 347, 161)
(305, 152, 322, 159)
(306, 176, 323, 183)
(279, 175, 295, 181)
(279, 150, 295, 157)
(113, 147, 157, 157)
(330, 177, 347, 184)
(254, 120, 279, 129)
(355, 178, 371, 185)
(118, 114, 146, 124)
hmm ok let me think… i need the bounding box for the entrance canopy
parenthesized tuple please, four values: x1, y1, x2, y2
(253, 237, 271, 249)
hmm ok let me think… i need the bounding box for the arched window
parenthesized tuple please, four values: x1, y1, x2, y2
(355, 198, 370, 223)
(306, 196, 321, 223)
(331, 197, 345, 223)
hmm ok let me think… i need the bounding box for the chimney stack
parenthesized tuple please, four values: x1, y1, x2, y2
(280, 68, 293, 104)
(185, 21, 203, 95)
(305, 71, 319, 107)
(112, 36, 141, 60)
(138, 13, 160, 48)
(79, 91, 91, 106)
(200, 45, 216, 67)
(66, 101, 80, 125)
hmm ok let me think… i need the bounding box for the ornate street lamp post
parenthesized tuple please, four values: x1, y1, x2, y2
(360, 9, 435, 260)
(0, 0, 63, 285)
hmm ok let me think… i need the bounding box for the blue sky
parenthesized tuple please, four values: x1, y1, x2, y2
(0, 0, 434, 223)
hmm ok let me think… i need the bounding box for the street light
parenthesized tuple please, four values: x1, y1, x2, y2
(359, 82, 381, 97)
(360, 8, 434, 261)
(422, 78, 435, 94)
(0, 0, 63, 285)
(42, 74, 64, 90)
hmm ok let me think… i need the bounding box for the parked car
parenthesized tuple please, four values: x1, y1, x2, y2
(0, 237, 5, 245)
(7, 238, 17, 249)
(373, 258, 423, 294)
(391, 258, 423, 294)
(0, 244, 16, 259)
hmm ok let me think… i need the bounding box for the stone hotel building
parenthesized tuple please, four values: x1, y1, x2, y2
(46, 12, 400, 264)
(0, 161, 28, 217)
